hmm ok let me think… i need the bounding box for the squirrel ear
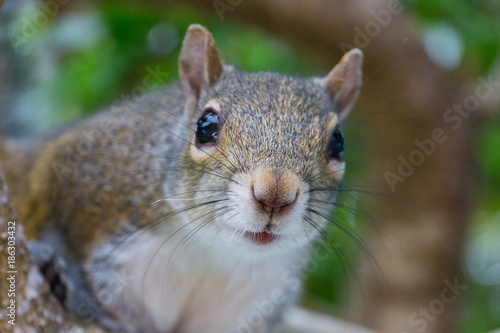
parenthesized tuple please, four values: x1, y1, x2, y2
(323, 48, 363, 122)
(179, 24, 223, 105)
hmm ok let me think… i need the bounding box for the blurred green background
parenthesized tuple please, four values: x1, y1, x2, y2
(2, 1, 500, 332)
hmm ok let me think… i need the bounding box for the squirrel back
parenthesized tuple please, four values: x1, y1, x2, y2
(3, 84, 187, 258)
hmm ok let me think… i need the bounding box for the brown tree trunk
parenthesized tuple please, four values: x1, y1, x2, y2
(114, 0, 479, 332)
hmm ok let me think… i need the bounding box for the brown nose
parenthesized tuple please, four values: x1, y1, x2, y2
(251, 168, 299, 215)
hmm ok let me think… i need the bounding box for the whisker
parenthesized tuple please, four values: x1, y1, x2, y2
(152, 97, 240, 174)
(89, 157, 237, 186)
(159, 206, 235, 294)
(148, 189, 233, 206)
(120, 112, 237, 176)
(305, 207, 389, 292)
(181, 207, 235, 246)
(303, 214, 352, 305)
(212, 211, 240, 247)
(151, 193, 234, 204)
(119, 158, 238, 185)
(102, 197, 231, 262)
(142, 205, 233, 301)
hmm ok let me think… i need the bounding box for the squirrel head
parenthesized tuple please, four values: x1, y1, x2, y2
(176, 24, 363, 252)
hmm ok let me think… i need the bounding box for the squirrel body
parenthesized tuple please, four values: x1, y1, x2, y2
(0, 25, 363, 332)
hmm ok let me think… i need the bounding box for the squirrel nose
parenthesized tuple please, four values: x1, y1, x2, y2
(252, 187, 298, 214)
(251, 169, 299, 215)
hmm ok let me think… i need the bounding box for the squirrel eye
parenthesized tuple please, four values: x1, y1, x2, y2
(327, 128, 345, 160)
(195, 110, 220, 144)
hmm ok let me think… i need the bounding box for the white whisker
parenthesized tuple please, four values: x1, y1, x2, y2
(151, 193, 224, 205)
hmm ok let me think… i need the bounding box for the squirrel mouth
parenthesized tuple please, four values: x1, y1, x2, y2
(244, 231, 279, 245)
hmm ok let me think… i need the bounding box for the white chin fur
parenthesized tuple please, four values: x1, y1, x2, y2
(88, 222, 307, 332)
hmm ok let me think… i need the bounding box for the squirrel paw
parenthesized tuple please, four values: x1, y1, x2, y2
(28, 241, 68, 305)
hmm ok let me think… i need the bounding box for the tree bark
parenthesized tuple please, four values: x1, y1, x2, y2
(0, 166, 109, 332)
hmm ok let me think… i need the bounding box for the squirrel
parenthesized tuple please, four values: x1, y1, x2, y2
(0, 24, 363, 333)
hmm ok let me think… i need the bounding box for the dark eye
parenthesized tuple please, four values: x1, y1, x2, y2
(327, 128, 345, 159)
(195, 110, 220, 144)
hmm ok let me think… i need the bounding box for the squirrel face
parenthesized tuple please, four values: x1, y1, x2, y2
(176, 25, 362, 252)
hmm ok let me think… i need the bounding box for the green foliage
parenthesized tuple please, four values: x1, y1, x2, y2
(408, 0, 500, 72)
(479, 119, 500, 205)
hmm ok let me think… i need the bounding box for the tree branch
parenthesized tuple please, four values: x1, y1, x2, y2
(0, 165, 108, 332)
